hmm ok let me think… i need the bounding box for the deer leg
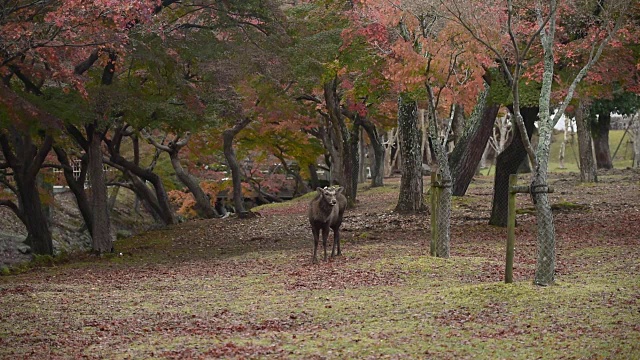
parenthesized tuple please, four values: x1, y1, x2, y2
(331, 227, 341, 257)
(331, 228, 336, 257)
(322, 227, 329, 261)
(312, 227, 320, 264)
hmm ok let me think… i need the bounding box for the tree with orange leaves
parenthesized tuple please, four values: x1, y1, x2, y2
(443, 0, 634, 285)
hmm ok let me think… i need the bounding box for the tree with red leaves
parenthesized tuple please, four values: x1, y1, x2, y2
(349, 0, 489, 257)
(444, 0, 634, 285)
(0, 0, 157, 254)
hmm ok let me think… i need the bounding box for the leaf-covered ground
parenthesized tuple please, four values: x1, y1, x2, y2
(1, 170, 639, 359)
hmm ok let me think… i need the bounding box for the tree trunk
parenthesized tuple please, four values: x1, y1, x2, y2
(395, 95, 425, 213)
(451, 104, 465, 147)
(449, 86, 500, 196)
(170, 151, 219, 218)
(128, 162, 174, 224)
(87, 127, 112, 253)
(632, 114, 640, 168)
(53, 146, 94, 236)
(38, 173, 53, 226)
(533, 135, 556, 286)
(20, 177, 53, 255)
(126, 171, 164, 222)
(592, 111, 613, 169)
(533, 22, 558, 286)
(360, 118, 385, 187)
(106, 128, 175, 225)
(480, 141, 491, 170)
(425, 87, 453, 258)
(358, 127, 366, 183)
(489, 107, 537, 227)
(273, 151, 308, 196)
(323, 77, 357, 207)
(383, 128, 398, 177)
(420, 110, 433, 167)
(308, 164, 320, 189)
(223, 117, 253, 218)
(558, 118, 570, 169)
(348, 122, 360, 202)
(138, 131, 220, 219)
(0, 85, 58, 255)
(576, 100, 598, 182)
(0, 130, 54, 255)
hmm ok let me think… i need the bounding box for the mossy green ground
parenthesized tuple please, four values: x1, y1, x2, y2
(1, 170, 639, 359)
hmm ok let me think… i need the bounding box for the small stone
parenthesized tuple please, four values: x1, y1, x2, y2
(17, 244, 31, 254)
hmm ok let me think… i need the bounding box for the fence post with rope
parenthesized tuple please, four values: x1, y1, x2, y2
(506, 174, 554, 283)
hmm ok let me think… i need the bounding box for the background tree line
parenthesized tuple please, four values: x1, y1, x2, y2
(1, 0, 638, 284)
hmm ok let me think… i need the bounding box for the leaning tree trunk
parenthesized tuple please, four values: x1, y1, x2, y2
(143, 130, 219, 219)
(223, 117, 253, 218)
(449, 85, 500, 196)
(576, 100, 598, 182)
(273, 150, 308, 196)
(87, 127, 112, 253)
(125, 171, 164, 223)
(592, 111, 613, 169)
(395, 94, 425, 213)
(489, 107, 537, 227)
(106, 127, 175, 226)
(170, 151, 219, 219)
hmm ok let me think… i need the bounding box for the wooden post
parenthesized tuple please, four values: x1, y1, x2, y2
(430, 172, 437, 256)
(506, 174, 517, 283)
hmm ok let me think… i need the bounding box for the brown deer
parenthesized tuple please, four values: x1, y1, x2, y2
(308, 186, 347, 263)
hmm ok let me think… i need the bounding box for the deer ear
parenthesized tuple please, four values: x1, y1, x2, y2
(316, 187, 324, 195)
(335, 186, 344, 194)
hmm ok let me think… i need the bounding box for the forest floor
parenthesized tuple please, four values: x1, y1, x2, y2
(1, 169, 639, 359)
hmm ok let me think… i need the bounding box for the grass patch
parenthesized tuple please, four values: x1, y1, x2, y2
(1, 169, 639, 359)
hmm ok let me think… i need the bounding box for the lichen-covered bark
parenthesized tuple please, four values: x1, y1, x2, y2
(533, 4, 557, 286)
(449, 86, 500, 196)
(395, 95, 424, 213)
(632, 114, 640, 168)
(576, 100, 598, 183)
(426, 89, 452, 258)
(533, 50, 556, 285)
